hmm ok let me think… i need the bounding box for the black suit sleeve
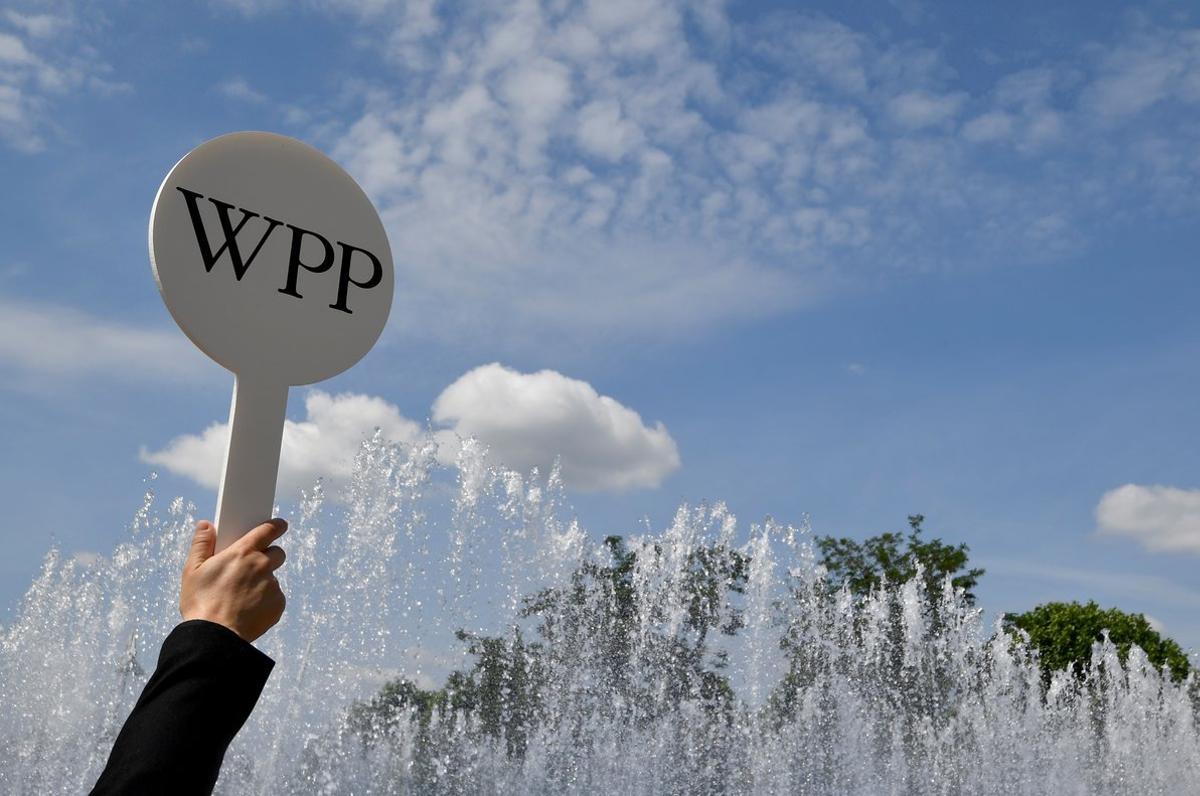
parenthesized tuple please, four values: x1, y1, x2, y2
(90, 619, 275, 795)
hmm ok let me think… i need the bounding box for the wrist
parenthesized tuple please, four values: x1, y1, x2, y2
(181, 607, 251, 642)
(167, 620, 276, 672)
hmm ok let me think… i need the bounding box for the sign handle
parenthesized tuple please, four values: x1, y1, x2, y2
(214, 376, 289, 552)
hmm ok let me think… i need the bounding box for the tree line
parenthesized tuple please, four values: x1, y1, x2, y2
(347, 514, 1191, 755)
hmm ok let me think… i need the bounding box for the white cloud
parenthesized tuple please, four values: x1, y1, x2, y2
(142, 365, 678, 496)
(432, 363, 680, 492)
(1081, 28, 1200, 120)
(963, 69, 1065, 152)
(962, 110, 1014, 143)
(322, 6, 884, 345)
(751, 14, 870, 95)
(887, 90, 965, 129)
(116, 6, 1191, 348)
(4, 11, 63, 39)
(0, 296, 210, 383)
(0, 31, 33, 64)
(987, 557, 1200, 609)
(0, 5, 125, 151)
(71, 551, 102, 567)
(312, 6, 1200, 348)
(215, 0, 401, 19)
(1096, 483, 1200, 554)
(215, 76, 266, 103)
(576, 98, 644, 160)
(211, 0, 283, 15)
(141, 390, 423, 496)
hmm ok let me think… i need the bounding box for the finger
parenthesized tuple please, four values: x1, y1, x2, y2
(234, 518, 288, 552)
(264, 545, 286, 571)
(185, 521, 216, 570)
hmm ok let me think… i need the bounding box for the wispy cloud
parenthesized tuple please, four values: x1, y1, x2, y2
(4, 10, 67, 40)
(9, 4, 1191, 345)
(987, 557, 1200, 609)
(887, 90, 966, 129)
(218, 4, 1199, 347)
(214, 76, 267, 104)
(0, 5, 128, 152)
(18, 3, 1196, 348)
(1080, 26, 1200, 121)
(0, 295, 212, 384)
(962, 68, 1064, 151)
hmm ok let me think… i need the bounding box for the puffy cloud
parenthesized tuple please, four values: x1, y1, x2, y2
(432, 363, 680, 492)
(1096, 484, 1200, 554)
(0, 295, 210, 383)
(141, 390, 423, 496)
(141, 365, 678, 496)
(576, 98, 644, 161)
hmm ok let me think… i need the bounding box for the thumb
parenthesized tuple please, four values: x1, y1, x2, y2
(186, 521, 217, 569)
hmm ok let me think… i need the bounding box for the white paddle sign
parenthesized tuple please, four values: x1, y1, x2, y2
(150, 131, 394, 551)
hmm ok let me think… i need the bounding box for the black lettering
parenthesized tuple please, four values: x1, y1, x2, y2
(329, 242, 383, 315)
(175, 187, 281, 280)
(278, 224, 335, 300)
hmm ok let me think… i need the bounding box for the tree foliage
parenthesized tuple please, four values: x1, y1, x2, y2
(522, 535, 749, 715)
(815, 514, 984, 603)
(348, 515, 1194, 776)
(775, 515, 985, 728)
(346, 677, 445, 738)
(350, 534, 750, 756)
(1004, 601, 1190, 683)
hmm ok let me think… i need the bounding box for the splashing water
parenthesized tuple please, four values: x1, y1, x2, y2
(1, 435, 1197, 794)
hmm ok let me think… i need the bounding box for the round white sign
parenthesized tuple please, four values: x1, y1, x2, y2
(150, 131, 393, 386)
(149, 131, 394, 549)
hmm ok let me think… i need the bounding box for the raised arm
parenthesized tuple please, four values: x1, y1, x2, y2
(90, 519, 288, 795)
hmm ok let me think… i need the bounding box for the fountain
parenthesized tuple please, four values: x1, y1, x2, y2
(2, 433, 1197, 794)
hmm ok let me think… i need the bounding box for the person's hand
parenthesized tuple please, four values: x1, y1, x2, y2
(180, 519, 288, 642)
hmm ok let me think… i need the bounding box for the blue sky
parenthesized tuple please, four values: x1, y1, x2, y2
(2, 0, 1199, 650)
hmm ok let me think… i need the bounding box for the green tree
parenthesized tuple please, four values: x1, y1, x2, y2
(774, 515, 985, 730)
(347, 677, 446, 736)
(438, 628, 542, 756)
(1003, 601, 1190, 683)
(351, 534, 750, 757)
(521, 534, 749, 717)
(342, 677, 452, 788)
(816, 514, 984, 603)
